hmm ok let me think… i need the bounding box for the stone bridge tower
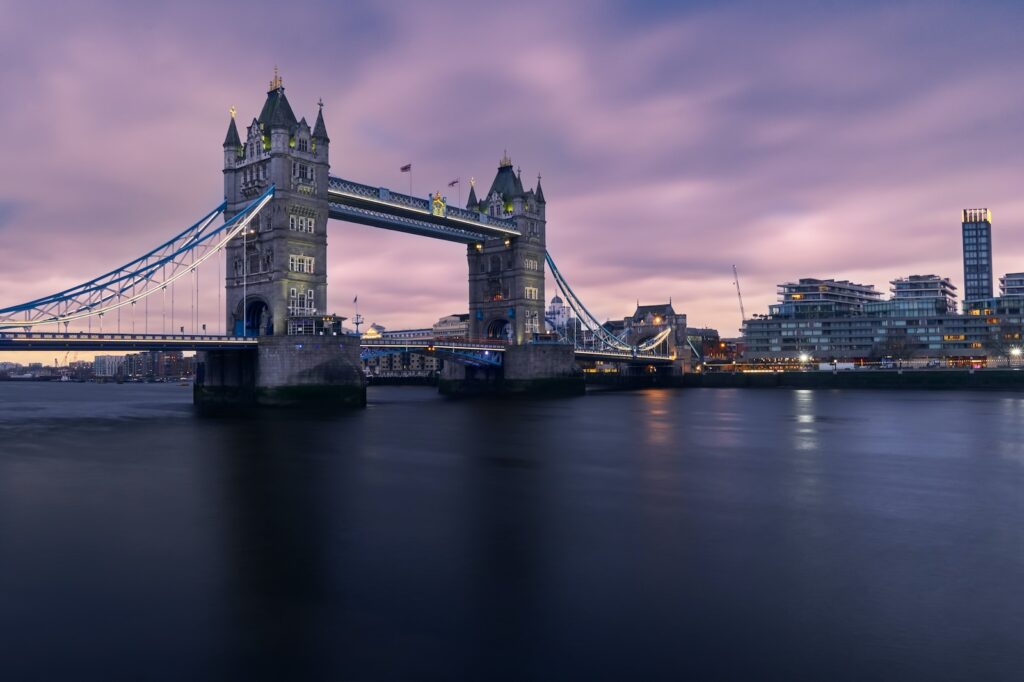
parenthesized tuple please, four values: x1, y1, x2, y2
(466, 153, 547, 344)
(221, 70, 330, 336)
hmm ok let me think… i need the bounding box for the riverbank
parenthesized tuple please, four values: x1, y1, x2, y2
(683, 368, 1024, 390)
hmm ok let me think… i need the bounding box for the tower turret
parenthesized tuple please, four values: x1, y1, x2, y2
(223, 109, 242, 167)
(313, 100, 329, 143)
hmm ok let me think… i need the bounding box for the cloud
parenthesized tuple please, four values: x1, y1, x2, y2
(0, 201, 18, 231)
(1, 0, 1024, 350)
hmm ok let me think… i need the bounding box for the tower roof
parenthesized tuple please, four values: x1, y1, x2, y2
(312, 102, 329, 142)
(632, 303, 676, 320)
(485, 151, 525, 202)
(258, 71, 298, 130)
(535, 174, 546, 204)
(466, 182, 478, 209)
(223, 114, 241, 148)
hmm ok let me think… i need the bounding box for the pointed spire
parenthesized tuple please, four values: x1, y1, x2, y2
(466, 182, 478, 209)
(313, 99, 329, 142)
(535, 173, 546, 204)
(223, 108, 241, 148)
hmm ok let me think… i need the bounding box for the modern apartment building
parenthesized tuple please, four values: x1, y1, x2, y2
(962, 208, 993, 302)
(999, 272, 1024, 297)
(742, 274, 1016, 362)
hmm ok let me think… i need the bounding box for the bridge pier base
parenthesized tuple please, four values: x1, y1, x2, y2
(438, 344, 584, 398)
(194, 335, 366, 410)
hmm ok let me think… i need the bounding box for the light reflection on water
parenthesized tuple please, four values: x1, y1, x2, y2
(0, 383, 1022, 680)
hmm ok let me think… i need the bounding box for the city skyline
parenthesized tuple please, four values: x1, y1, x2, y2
(2, 1, 1024, 364)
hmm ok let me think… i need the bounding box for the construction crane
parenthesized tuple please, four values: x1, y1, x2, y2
(732, 264, 747, 325)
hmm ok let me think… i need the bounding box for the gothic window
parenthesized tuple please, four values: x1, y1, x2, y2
(489, 255, 501, 273)
(288, 255, 315, 274)
(298, 138, 308, 153)
(289, 215, 297, 231)
(525, 286, 539, 301)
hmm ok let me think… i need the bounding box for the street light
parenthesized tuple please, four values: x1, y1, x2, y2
(798, 352, 811, 364)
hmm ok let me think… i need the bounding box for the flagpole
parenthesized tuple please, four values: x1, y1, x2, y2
(400, 163, 413, 197)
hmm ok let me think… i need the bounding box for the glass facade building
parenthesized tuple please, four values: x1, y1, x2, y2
(742, 273, 1021, 364)
(962, 208, 993, 303)
(999, 272, 1024, 297)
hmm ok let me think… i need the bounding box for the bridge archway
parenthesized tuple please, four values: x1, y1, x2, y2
(486, 318, 511, 341)
(233, 298, 273, 337)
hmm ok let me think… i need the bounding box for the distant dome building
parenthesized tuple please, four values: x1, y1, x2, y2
(546, 294, 569, 332)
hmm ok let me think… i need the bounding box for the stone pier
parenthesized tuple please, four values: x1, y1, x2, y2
(439, 343, 584, 397)
(194, 335, 365, 410)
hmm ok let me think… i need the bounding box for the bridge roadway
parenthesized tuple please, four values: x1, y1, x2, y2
(0, 332, 674, 363)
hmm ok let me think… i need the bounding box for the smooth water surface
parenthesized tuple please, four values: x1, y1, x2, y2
(0, 383, 1021, 680)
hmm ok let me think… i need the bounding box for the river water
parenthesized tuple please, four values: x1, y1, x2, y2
(0, 383, 1021, 680)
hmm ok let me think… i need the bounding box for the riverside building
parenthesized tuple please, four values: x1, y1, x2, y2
(999, 272, 1024, 297)
(742, 274, 1020, 365)
(962, 208, 993, 303)
(742, 279, 882, 358)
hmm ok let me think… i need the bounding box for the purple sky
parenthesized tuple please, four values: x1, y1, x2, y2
(2, 1, 1024, 362)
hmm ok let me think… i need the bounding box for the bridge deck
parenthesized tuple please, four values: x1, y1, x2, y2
(0, 332, 673, 362)
(328, 176, 520, 243)
(0, 332, 257, 352)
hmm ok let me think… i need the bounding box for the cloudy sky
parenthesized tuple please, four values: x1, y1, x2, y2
(1, 0, 1023, 362)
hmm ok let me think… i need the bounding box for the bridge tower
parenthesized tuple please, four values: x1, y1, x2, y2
(221, 70, 330, 337)
(466, 153, 547, 344)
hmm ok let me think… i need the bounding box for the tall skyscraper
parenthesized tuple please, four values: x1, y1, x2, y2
(962, 208, 993, 302)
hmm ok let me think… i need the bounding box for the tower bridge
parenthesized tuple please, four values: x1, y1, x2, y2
(0, 74, 684, 406)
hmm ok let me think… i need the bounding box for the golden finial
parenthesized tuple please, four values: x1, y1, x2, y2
(469, 177, 475, 187)
(269, 65, 283, 91)
(499, 149, 512, 168)
(229, 106, 237, 119)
